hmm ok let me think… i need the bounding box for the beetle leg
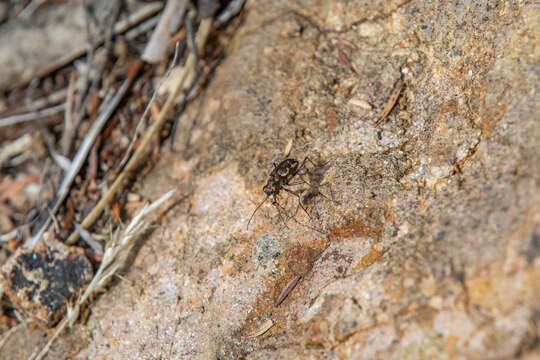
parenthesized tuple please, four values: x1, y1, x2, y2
(295, 175, 337, 203)
(296, 157, 308, 173)
(296, 156, 317, 172)
(283, 187, 311, 219)
(273, 198, 290, 228)
(287, 180, 304, 186)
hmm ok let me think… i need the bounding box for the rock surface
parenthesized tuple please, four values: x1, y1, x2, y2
(3, 0, 540, 358)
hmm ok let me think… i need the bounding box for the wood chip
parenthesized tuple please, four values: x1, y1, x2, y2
(244, 319, 274, 338)
(275, 274, 302, 307)
(283, 139, 293, 157)
(348, 98, 372, 110)
(375, 79, 404, 127)
(127, 193, 142, 202)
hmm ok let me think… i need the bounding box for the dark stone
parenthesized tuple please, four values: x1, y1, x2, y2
(0, 239, 93, 327)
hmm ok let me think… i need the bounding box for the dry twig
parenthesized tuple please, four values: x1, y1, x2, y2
(120, 41, 182, 168)
(0, 88, 68, 118)
(0, 104, 66, 128)
(60, 71, 77, 154)
(142, 0, 187, 64)
(215, 0, 246, 27)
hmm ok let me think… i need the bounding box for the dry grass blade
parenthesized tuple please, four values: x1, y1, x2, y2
(0, 320, 31, 352)
(0, 88, 68, 117)
(120, 41, 182, 168)
(60, 71, 77, 154)
(32, 189, 175, 360)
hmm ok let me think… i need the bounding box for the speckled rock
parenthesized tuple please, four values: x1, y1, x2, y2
(80, 0, 538, 359)
(252, 235, 283, 276)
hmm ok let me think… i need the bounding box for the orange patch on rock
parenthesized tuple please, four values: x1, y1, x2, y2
(330, 219, 367, 238)
(355, 245, 384, 271)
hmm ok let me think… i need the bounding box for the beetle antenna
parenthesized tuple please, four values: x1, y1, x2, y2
(247, 195, 269, 230)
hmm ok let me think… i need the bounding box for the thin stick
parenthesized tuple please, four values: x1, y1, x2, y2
(0, 88, 67, 117)
(66, 0, 121, 156)
(169, 10, 198, 149)
(66, 18, 213, 245)
(120, 41, 181, 168)
(76, 0, 98, 118)
(61, 71, 77, 155)
(124, 15, 160, 40)
(0, 134, 32, 168)
(0, 104, 66, 128)
(215, 0, 246, 27)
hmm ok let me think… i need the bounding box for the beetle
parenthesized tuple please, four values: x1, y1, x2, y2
(247, 157, 317, 229)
